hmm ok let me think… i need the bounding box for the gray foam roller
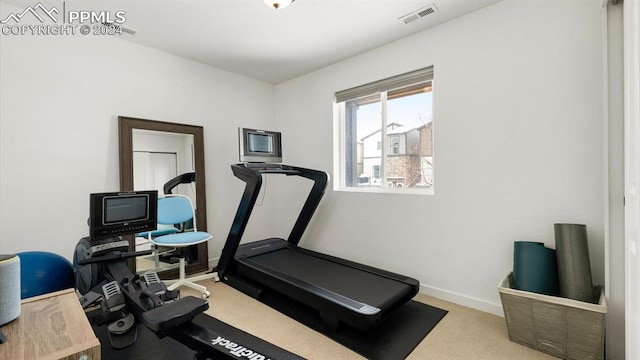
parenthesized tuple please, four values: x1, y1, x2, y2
(554, 223, 595, 303)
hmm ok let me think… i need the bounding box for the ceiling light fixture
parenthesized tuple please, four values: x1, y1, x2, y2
(263, 0, 295, 10)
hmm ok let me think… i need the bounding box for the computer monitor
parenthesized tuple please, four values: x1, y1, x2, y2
(88, 190, 158, 240)
(238, 127, 282, 163)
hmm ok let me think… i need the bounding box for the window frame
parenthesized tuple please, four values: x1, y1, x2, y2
(333, 67, 434, 195)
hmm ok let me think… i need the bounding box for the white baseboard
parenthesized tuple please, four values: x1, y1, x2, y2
(420, 284, 504, 317)
(208, 256, 220, 269)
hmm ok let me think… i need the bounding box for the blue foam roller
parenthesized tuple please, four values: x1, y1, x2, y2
(17, 251, 74, 299)
(513, 241, 559, 296)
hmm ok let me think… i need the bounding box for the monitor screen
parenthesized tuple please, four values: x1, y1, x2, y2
(89, 190, 158, 240)
(103, 195, 149, 224)
(239, 127, 282, 163)
(247, 133, 273, 153)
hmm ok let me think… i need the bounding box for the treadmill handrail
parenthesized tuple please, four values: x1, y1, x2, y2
(163, 172, 196, 195)
(217, 163, 328, 279)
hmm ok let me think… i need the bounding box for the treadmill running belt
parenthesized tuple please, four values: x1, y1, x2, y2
(242, 247, 413, 309)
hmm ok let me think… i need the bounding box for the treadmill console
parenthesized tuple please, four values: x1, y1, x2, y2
(241, 163, 300, 174)
(243, 163, 285, 170)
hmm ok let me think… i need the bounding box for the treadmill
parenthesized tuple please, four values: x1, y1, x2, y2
(217, 163, 420, 330)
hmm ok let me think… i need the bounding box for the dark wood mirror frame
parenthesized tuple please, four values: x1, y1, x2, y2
(118, 116, 209, 275)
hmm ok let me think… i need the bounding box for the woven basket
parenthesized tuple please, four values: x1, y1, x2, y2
(498, 272, 606, 360)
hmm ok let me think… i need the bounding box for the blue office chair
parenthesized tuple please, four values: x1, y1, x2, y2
(149, 194, 217, 298)
(17, 251, 74, 299)
(137, 223, 181, 270)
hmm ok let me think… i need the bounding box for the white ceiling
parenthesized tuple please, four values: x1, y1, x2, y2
(2, 0, 502, 83)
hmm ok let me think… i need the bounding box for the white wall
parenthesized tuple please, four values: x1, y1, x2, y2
(0, 2, 277, 263)
(274, 0, 605, 316)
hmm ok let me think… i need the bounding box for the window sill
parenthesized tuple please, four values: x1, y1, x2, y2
(334, 186, 434, 196)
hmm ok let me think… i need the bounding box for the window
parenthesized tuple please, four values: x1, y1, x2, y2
(334, 67, 434, 193)
(390, 136, 400, 155)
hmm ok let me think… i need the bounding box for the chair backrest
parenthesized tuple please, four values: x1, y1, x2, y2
(157, 195, 198, 231)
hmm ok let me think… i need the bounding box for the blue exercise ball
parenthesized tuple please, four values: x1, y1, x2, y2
(17, 251, 74, 299)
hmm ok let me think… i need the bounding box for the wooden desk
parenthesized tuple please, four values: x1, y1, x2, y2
(0, 288, 101, 360)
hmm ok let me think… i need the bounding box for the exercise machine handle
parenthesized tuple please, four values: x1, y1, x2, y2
(77, 250, 153, 265)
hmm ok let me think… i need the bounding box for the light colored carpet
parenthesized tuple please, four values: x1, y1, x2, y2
(180, 279, 558, 359)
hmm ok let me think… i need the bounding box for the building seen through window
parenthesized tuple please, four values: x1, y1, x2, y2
(336, 68, 433, 193)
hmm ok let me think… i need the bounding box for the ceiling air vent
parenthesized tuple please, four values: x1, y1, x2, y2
(399, 4, 439, 25)
(102, 22, 137, 35)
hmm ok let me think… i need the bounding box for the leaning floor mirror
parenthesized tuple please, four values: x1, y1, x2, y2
(118, 116, 209, 277)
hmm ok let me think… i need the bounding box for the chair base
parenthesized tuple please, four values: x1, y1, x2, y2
(137, 246, 180, 275)
(163, 258, 219, 298)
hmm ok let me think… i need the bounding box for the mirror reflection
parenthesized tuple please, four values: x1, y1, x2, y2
(132, 129, 199, 272)
(118, 116, 209, 277)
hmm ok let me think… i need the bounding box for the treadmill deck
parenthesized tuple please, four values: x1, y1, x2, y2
(236, 238, 414, 314)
